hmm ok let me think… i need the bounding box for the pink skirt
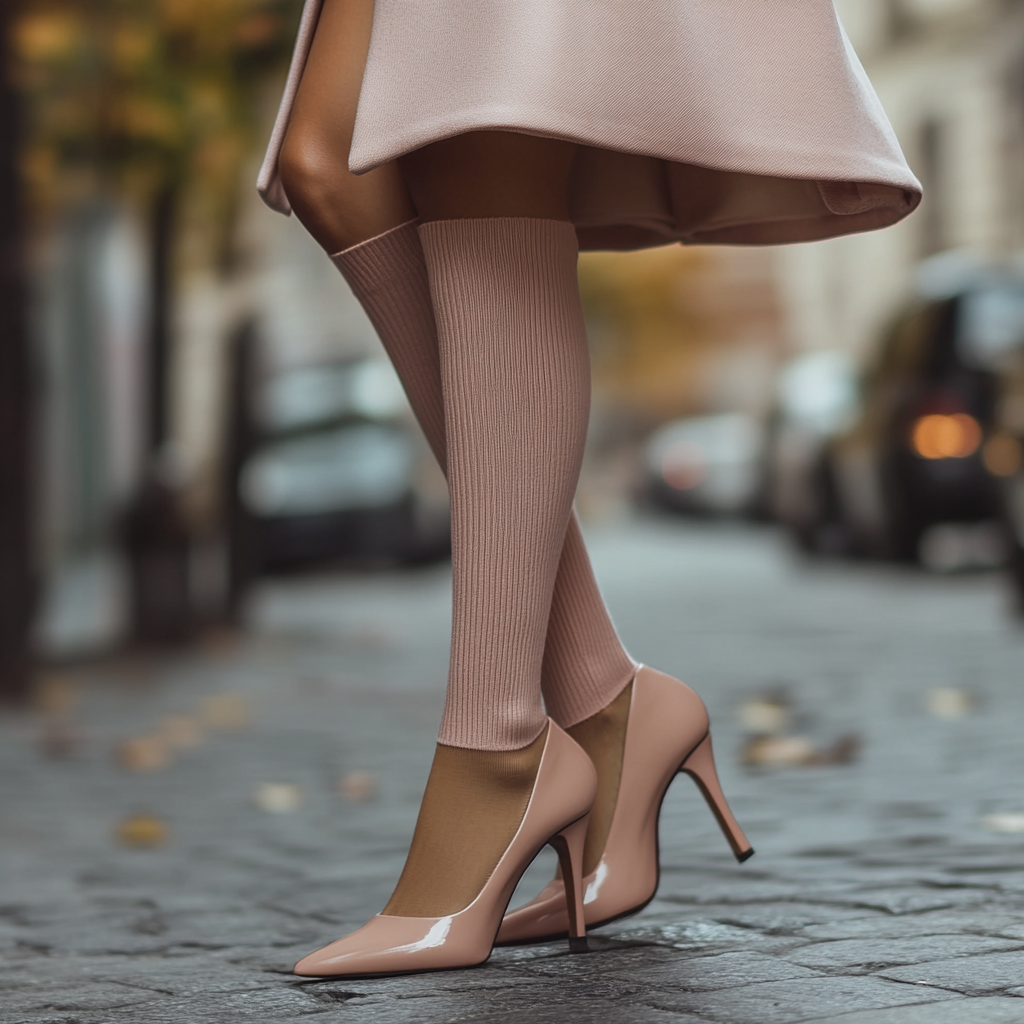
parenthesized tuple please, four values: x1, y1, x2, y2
(258, 0, 921, 249)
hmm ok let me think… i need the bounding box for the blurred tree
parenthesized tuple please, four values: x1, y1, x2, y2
(579, 247, 714, 421)
(579, 246, 783, 422)
(0, 0, 36, 701)
(14, 0, 296, 641)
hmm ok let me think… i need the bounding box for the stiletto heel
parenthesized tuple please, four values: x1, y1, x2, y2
(549, 815, 589, 952)
(499, 666, 754, 945)
(678, 733, 754, 863)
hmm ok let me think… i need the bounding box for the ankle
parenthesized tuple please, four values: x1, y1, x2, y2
(566, 681, 632, 752)
(566, 682, 632, 875)
(382, 729, 547, 918)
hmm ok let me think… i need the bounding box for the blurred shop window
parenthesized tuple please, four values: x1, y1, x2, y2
(959, 286, 1024, 371)
(884, 0, 915, 41)
(777, 352, 859, 437)
(898, 0, 980, 20)
(918, 118, 950, 257)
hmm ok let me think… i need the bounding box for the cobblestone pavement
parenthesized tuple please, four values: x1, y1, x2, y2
(4, 519, 1024, 1024)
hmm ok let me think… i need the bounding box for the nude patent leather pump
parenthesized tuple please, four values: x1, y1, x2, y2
(497, 666, 752, 945)
(293, 720, 597, 977)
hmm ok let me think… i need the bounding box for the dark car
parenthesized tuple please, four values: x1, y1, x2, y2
(992, 341, 1024, 605)
(241, 357, 449, 572)
(776, 276, 1024, 562)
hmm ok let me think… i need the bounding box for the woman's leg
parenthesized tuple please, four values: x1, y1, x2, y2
(280, 0, 634, 734)
(278, 0, 414, 250)
(335, 231, 636, 742)
(278, 0, 632, 900)
(336, 220, 634, 882)
(379, 133, 594, 915)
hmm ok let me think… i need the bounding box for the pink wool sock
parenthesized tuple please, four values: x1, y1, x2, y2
(421, 217, 590, 749)
(332, 220, 635, 744)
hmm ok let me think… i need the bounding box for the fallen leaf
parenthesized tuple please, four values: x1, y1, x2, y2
(114, 736, 171, 772)
(254, 783, 303, 813)
(199, 693, 250, 730)
(116, 814, 168, 847)
(737, 699, 789, 735)
(34, 675, 78, 719)
(806, 733, 860, 766)
(926, 688, 973, 719)
(159, 714, 203, 749)
(981, 812, 1024, 834)
(338, 771, 377, 802)
(741, 733, 860, 768)
(741, 735, 815, 767)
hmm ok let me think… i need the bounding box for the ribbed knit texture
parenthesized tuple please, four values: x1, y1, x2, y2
(540, 520, 637, 727)
(419, 218, 585, 749)
(331, 221, 447, 456)
(333, 220, 636, 741)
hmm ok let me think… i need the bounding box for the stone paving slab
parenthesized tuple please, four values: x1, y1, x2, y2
(3, 520, 1024, 1022)
(642, 975, 960, 1023)
(782, 934, 1024, 970)
(878, 950, 1024, 995)
(801, 996, 1024, 1024)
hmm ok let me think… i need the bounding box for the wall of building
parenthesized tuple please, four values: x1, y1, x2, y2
(775, 0, 1024, 362)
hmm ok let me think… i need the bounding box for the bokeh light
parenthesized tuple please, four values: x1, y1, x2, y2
(910, 413, 982, 460)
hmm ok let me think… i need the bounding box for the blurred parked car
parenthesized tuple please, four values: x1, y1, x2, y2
(645, 413, 766, 516)
(766, 351, 859, 552)
(993, 341, 1024, 605)
(241, 357, 449, 571)
(780, 275, 1024, 561)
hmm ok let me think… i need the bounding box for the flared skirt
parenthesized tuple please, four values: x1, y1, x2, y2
(258, 0, 921, 249)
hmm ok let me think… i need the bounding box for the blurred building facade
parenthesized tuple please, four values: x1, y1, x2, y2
(34, 176, 383, 653)
(777, 0, 1024, 361)
(31, 0, 1024, 651)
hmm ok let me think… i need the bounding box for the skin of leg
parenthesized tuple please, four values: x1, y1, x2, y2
(566, 682, 632, 875)
(277, 0, 414, 251)
(400, 130, 577, 223)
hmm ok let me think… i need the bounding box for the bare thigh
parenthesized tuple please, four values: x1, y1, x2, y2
(279, 0, 414, 252)
(280, 0, 578, 248)
(401, 132, 578, 222)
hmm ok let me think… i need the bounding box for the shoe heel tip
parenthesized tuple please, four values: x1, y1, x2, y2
(736, 846, 755, 864)
(568, 936, 589, 954)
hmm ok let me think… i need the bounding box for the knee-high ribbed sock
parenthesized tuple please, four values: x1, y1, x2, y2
(332, 221, 635, 737)
(421, 217, 589, 750)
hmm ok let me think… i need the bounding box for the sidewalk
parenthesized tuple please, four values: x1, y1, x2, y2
(3, 519, 1024, 1024)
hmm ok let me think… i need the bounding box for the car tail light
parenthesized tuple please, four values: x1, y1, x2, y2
(910, 413, 982, 460)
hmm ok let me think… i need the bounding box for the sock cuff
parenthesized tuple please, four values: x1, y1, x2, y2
(330, 218, 424, 293)
(418, 217, 578, 256)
